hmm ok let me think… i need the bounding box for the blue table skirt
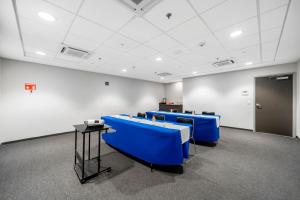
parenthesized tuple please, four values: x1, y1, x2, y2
(146, 111, 220, 143)
(101, 116, 190, 166)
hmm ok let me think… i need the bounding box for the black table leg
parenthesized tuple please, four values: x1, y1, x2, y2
(73, 125, 111, 184)
(88, 132, 91, 160)
(82, 132, 85, 180)
(74, 129, 77, 165)
(98, 130, 100, 173)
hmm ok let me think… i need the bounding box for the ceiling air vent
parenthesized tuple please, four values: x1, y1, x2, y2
(156, 72, 172, 77)
(118, 0, 162, 15)
(213, 59, 235, 67)
(60, 45, 90, 59)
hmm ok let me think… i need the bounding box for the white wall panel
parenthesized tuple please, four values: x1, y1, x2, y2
(183, 63, 297, 130)
(0, 59, 164, 142)
(164, 82, 183, 104)
(297, 61, 300, 138)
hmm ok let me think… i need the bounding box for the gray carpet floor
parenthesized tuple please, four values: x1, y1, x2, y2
(0, 127, 300, 200)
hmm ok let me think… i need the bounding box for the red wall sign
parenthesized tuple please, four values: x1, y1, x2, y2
(25, 83, 37, 93)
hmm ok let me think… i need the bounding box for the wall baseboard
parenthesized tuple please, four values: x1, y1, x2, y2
(220, 125, 253, 132)
(1, 131, 74, 145)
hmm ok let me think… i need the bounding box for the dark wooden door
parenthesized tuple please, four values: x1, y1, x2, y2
(255, 75, 293, 136)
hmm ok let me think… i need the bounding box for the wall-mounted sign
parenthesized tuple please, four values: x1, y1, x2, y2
(241, 90, 249, 96)
(25, 83, 36, 93)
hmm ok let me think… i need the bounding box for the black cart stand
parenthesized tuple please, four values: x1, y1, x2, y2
(73, 124, 111, 184)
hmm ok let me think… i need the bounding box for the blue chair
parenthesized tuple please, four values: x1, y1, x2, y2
(137, 112, 146, 118)
(176, 117, 196, 154)
(154, 114, 165, 121)
(202, 111, 215, 115)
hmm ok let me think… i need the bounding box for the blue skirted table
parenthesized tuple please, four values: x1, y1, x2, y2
(101, 115, 191, 172)
(146, 111, 220, 145)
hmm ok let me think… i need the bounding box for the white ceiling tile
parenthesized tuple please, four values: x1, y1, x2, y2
(93, 46, 122, 63)
(144, 0, 196, 31)
(262, 42, 277, 61)
(17, 0, 74, 53)
(215, 17, 259, 39)
(276, 0, 300, 62)
(82, 50, 124, 69)
(259, 0, 289, 13)
(128, 45, 159, 58)
(179, 36, 229, 64)
(143, 54, 180, 69)
(261, 27, 281, 43)
(188, 0, 227, 14)
(92, 46, 138, 67)
(64, 34, 100, 51)
(68, 17, 113, 43)
(17, 0, 74, 28)
(167, 17, 210, 45)
(102, 33, 139, 52)
(45, 0, 83, 13)
(145, 34, 179, 52)
(224, 34, 259, 51)
(23, 34, 60, 52)
(20, 18, 66, 43)
(24, 46, 56, 59)
(79, 0, 135, 31)
(261, 5, 287, 31)
(215, 17, 259, 50)
(187, 32, 228, 55)
(163, 45, 191, 58)
(201, 0, 257, 31)
(55, 53, 83, 63)
(119, 17, 162, 43)
(230, 45, 260, 63)
(179, 51, 223, 66)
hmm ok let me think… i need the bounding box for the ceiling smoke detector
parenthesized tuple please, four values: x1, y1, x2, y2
(118, 0, 162, 16)
(60, 45, 90, 59)
(213, 59, 235, 67)
(166, 12, 172, 19)
(198, 42, 206, 47)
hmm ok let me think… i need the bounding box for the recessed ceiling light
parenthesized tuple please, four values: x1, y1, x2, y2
(192, 71, 197, 75)
(230, 30, 243, 38)
(35, 51, 46, 56)
(155, 57, 162, 62)
(121, 69, 127, 72)
(160, 77, 165, 80)
(38, 12, 55, 22)
(245, 62, 253, 65)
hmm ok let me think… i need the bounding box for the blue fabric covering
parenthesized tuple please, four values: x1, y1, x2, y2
(101, 116, 190, 166)
(146, 111, 220, 143)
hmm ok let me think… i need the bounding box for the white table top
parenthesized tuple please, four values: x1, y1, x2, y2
(148, 111, 220, 128)
(110, 115, 190, 144)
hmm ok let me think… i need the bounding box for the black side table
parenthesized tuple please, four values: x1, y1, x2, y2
(73, 124, 111, 184)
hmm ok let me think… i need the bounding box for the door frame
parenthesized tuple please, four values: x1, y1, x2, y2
(253, 72, 297, 138)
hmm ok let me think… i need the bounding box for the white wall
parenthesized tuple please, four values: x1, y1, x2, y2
(164, 82, 183, 104)
(297, 61, 300, 138)
(0, 59, 164, 143)
(0, 58, 2, 143)
(0, 58, 2, 97)
(183, 63, 298, 131)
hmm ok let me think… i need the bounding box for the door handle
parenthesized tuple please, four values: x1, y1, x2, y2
(256, 103, 262, 109)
